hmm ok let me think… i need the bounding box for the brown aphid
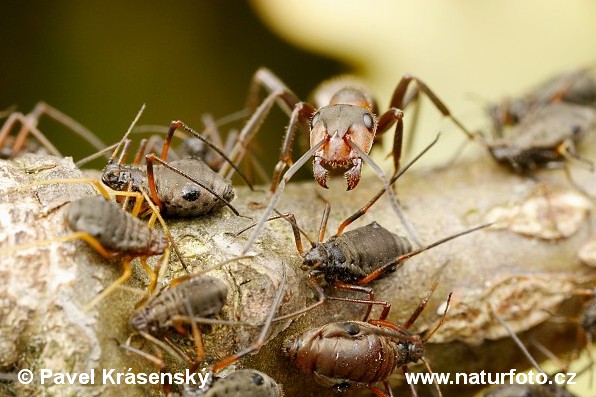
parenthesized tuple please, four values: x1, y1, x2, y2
(239, 67, 475, 254)
(284, 282, 450, 397)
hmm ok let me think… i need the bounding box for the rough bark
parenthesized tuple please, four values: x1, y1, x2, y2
(0, 135, 595, 396)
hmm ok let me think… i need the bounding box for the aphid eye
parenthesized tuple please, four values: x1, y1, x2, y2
(344, 322, 361, 336)
(250, 372, 265, 386)
(181, 183, 200, 202)
(311, 112, 320, 128)
(363, 113, 373, 129)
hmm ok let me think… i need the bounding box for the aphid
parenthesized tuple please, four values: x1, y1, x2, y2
(238, 67, 476, 253)
(124, 257, 286, 397)
(485, 102, 596, 174)
(464, 68, 596, 175)
(101, 117, 255, 218)
(5, 193, 170, 311)
(0, 101, 106, 159)
(238, 186, 488, 321)
(489, 67, 596, 134)
(483, 308, 578, 397)
(283, 281, 451, 397)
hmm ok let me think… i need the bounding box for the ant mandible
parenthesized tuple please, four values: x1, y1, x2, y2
(238, 68, 475, 254)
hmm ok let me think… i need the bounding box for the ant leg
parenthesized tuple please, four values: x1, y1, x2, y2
(376, 108, 405, 171)
(27, 102, 106, 151)
(241, 139, 326, 254)
(246, 67, 301, 117)
(388, 75, 480, 163)
(356, 223, 491, 286)
(271, 102, 316, 191)
(0, 111, 61, 157)
(346, 138, 423, 247)
(337, 134, 440, 235)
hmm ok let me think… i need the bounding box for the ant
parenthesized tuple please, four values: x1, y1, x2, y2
(236, 135, 490, 321)
(122, 256, 286, 397)
(284, 280, 451, 397)
(0, 101, 106, 160)
(237, 67, 476, 254)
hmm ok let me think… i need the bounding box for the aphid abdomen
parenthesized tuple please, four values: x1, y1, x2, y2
(284, 321, 398, 391)
(204, 369, 282, 397)
(490, 102, 596, 172)
(131, 275, 228, 334)
(155, 159, 235, 217)
(65, 196, 167, 256)
(330, 222, 411, 282)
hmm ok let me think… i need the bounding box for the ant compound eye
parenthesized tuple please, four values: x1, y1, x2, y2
(311, 112, 320, 128)
(181, 183, 200, 201)
(363, 113, 373, 129)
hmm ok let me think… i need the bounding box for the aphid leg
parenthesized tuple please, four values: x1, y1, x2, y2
(83, 258, 133, 311)
(164, 120, 255, 190)
(490, 306, 545, 373)
(241, 139, 326, 254)
(355, 223, 491, 286)
(211, 265, 287, 374)
(75, 142, 120, 168)
(327, 293, 392, 323)
(558, 139, 594, 170)
(401, 365, 418, 397)
(337, 133, 440, 235)
(3, 231, 118, 258)
(370, 380, 393, 397)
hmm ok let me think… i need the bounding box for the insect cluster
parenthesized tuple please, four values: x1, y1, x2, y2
(1, 66, 596, 397)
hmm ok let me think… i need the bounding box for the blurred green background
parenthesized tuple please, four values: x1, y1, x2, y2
(0, 1, 341, 167)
